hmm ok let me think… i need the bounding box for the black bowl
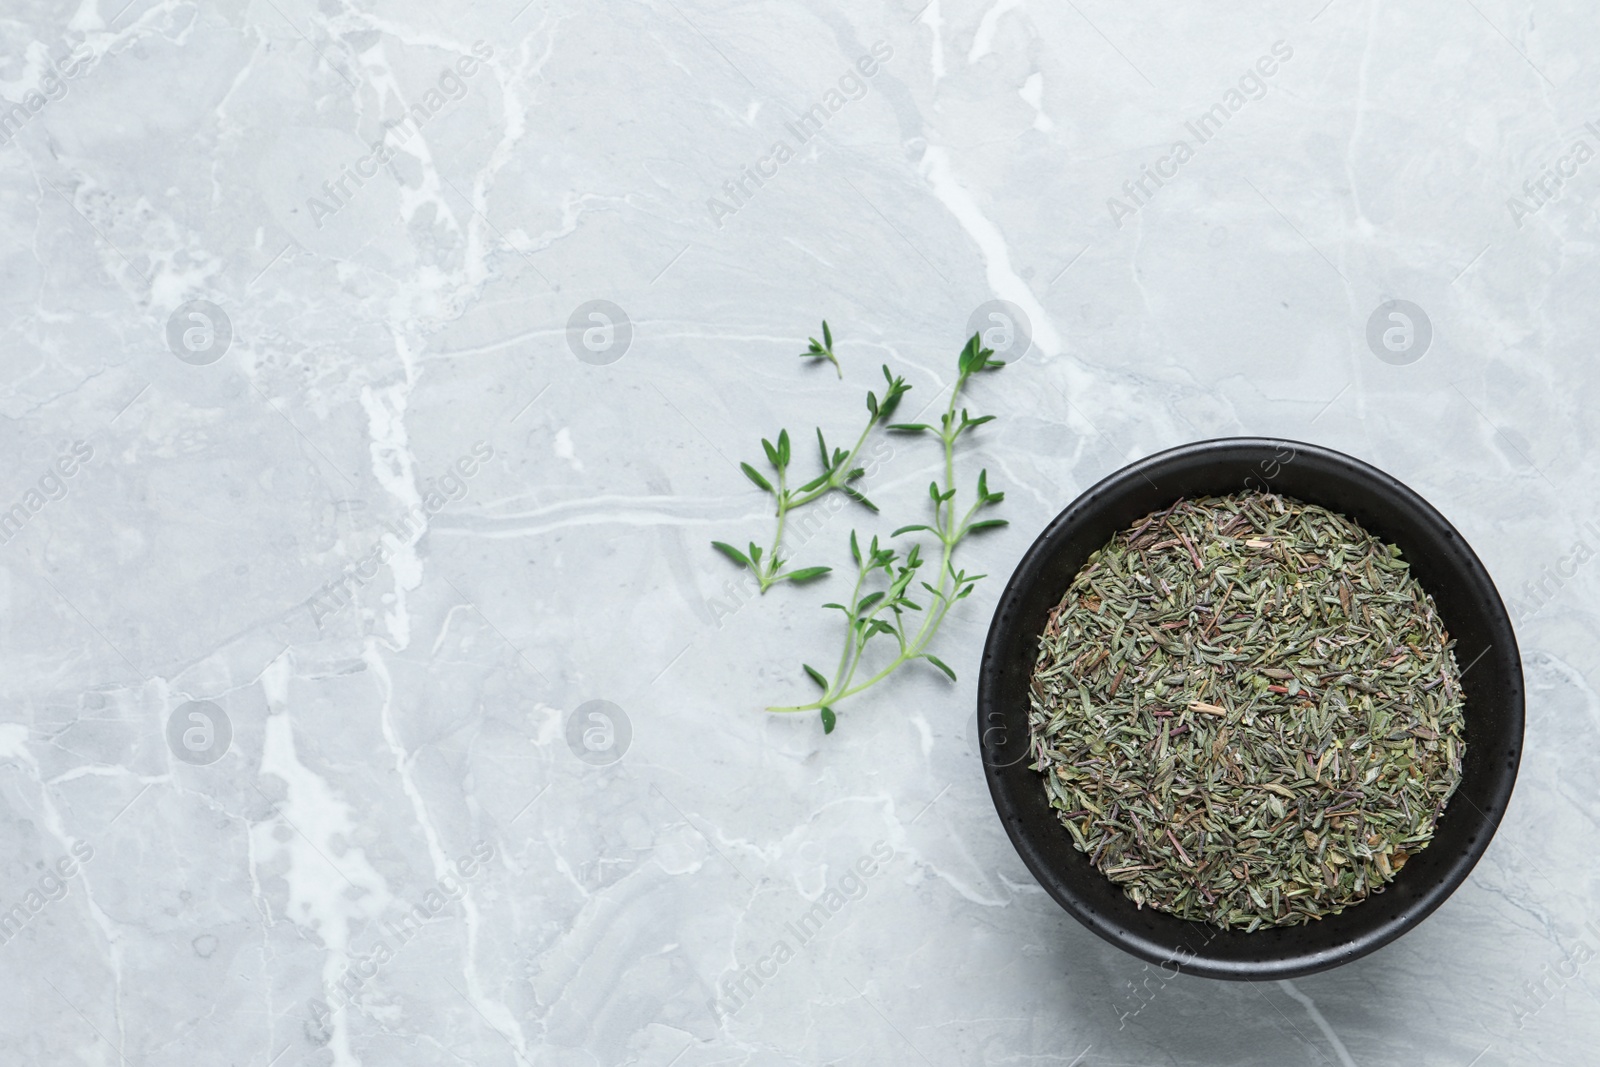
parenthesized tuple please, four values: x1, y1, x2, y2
(977, 438, 1523, 980)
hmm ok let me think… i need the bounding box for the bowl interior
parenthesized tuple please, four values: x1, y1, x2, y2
(977, 438, 1523, 980)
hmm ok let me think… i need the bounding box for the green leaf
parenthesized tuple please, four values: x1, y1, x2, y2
(966, 519, 1009, 533)
(761, 437, 780, 468)
(958, 333, 983, 377)
(924, 654, 958, 681)
(888, 422, 930, 433)
(879, 368, 907, 419)
(816, 428, 830, 470)
(976, 469, 990, 499)
(840, 485, 879, 512)
(710, 541, 751, 568)
(891, 524, 933, 537)
(965, 414, 997, 430)
(748, 542, 763, 564)
(850, 530, 861, 565)
(957, 333, 1004, 378)
(784, 566, 831, 583)
(822, 320, 833, 350)
(820, 707, 837, 734)
(858, 591, 886, 614)
(797, 471, 830, 493)
(804, 663, 829, 689)
(777, 429, 791, 467)
(929, 481, 942, 503)
(866, 392, 879, 417)
(740, 462, 773, 493)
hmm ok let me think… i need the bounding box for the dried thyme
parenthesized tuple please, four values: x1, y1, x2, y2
(1028, 492, 1466, 930)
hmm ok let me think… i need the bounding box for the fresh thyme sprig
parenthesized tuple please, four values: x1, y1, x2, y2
(712, 336, 911, 593)
(801, 320, 841, 377)
(768, 333, 1006, 733)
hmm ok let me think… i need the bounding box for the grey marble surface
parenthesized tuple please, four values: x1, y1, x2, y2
(1, 0, 1596, 1064)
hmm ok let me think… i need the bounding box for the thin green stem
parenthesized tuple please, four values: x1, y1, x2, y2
(770, 382, 972, 713)
(943, 432, 957, 510)
(776, 570, 959, 712)
(834, 598, 955, 701)
(831, 563, 869, 684)
(789, 415, 876, 509)
(753, 394, 893, 593)
(836, 373, 973, 698)
(769, 556, 872, 712)
(953, 496, 985, 541)
(757, 467, 790, 592)
(773, 470, 790, 578)
(769, 340, 1001, 721)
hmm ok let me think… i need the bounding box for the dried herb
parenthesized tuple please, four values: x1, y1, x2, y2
(712, 322, 910, 592)
(1029, 492, 1466, 930)
(768, 334, 1007, 732)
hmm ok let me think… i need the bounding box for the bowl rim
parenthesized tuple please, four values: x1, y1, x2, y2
(976, 436, 1524, 980)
